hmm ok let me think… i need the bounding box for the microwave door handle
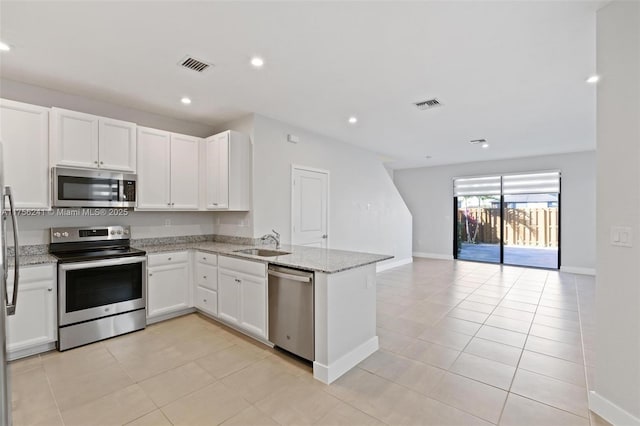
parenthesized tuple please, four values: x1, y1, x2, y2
(5, 186, 19, 316)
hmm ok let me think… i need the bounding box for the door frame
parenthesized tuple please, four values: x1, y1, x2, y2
(290, 164, 330, 248)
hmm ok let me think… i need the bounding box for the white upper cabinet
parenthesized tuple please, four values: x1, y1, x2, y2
(170, 134, 200, 210)
(137, 127, 171, 209)
(98, 117, 137, 171)
(205, 130, 251, 211)
(51, 107, 136, 172)
(136, 127, 199, 210)
(0, 99, 50, 209)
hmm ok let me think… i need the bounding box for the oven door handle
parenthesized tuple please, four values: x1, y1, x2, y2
(59, 255, 147, 271)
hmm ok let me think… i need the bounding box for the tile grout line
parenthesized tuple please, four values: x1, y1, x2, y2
(40, 354, 67, 426)
(495, 268, 551, 425)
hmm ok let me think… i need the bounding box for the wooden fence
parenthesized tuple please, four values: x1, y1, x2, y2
(457, 207, 559, 247)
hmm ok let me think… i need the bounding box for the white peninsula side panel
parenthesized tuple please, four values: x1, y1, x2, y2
(313, 264, 378, 384)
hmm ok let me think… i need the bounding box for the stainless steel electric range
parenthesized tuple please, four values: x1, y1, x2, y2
(49, 225, 146, 351)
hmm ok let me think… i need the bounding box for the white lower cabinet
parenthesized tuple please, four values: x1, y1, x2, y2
(146, 251, 191, 320)
(217, 256, 267, 339)
(6, 264, 57, 359)
(194, 251, 218, 317)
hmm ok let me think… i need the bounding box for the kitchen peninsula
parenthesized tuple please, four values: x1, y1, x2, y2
(137, 239, 393, 384)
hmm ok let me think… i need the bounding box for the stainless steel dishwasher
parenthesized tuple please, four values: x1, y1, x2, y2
(268, 265, 314, 361)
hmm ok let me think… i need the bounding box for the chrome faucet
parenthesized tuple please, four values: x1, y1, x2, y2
(261, 229, 281, 249)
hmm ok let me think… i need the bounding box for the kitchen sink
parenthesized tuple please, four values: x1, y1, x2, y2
(234, 248, 291, 257)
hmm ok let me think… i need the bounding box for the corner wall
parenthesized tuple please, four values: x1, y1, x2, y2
(393, 151, 596, 272)
(251, 114, 412, 268)
(591, 1, 640, 424)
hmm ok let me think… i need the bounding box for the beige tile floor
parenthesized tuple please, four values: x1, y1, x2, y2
(10, 258, 612, 426)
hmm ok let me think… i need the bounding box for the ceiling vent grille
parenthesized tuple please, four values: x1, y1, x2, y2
(179, 56, 212, 73)
(414, 98, 442, 110)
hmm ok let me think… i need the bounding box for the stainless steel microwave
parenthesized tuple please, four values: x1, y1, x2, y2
(52, 167, 137, 208)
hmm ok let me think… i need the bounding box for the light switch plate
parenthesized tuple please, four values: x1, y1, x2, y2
(611, 226, 632, 247)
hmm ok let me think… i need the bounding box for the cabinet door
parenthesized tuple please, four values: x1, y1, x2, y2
(6, 266, 56, 354)
(0, 99, 50, 209)
(218, 269, 240, 325)
(147, 262, 190, 318)
(136, 127, 171, 209)
(239, 274, 266, 338)
(205, 132, 229, 209)
(170, 133, 200, 209)
(98, 118, 137, 172)
(51, 107, 99, 168)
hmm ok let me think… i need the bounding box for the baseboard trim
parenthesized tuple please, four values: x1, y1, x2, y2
(146, 307, 196, 325)
(589, 391, 640, 426)
(7, 342, 56, 361)
(376, 257, 413, 272)
(560, 266, 596, 276)
(413, 252, 454, 261)
(313, 336, 379, 384)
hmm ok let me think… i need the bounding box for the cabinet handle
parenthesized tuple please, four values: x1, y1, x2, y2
(149, 273, 153, 276)
(100, 161, 104, 165)
(167, 203, 171, 206)
(171, 203, 175, 206)
(203, 299, 207, 303)
(48, 288, 52, 292)
(212, 203, 218, 206)
(168, 257, 172, 261)
(202, 257, 207, 261)
(94, 161, 98, 164)
(203, 275, 207, 279)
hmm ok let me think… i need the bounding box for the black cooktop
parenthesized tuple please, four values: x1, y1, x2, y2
(51, 247, 146, 263)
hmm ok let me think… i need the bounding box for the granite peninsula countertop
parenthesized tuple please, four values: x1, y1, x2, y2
(10, 239, 393, 273)
(135, 241, 393, 274)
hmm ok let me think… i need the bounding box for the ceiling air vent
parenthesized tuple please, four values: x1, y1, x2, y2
(179, 55, 212, 73)
(414, 98, 442, 110)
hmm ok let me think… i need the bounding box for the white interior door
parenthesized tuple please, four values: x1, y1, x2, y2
(292, 167, 328, 248)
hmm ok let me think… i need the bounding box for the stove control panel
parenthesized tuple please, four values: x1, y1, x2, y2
(50, 225, 132, 243)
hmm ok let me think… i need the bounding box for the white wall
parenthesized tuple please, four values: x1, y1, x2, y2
(16, 211, 217, 246)
(0, 79, 216, 137)
(250, 114, 412, 266)
(1, 80, 219, 244)
(394, 151, 596, 271)
(591, 2, 640, 424)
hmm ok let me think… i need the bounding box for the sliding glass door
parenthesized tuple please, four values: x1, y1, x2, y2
(454, 176, 502, 264)
(453, 172, 560, 269)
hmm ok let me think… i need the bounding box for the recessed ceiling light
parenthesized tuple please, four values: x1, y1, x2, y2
(348, 116, 358, 124)
(0, 42, 10, 52)
(181, 97, 192, 105)
(250, 57, 264, 68)
(481, 143, 490, 149)
(586, 75, 600, 84)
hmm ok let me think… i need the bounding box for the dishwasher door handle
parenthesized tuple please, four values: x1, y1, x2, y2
(268, 270, 312, 283)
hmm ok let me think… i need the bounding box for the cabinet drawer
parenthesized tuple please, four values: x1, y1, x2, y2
(147, 251, 189, 267)
(196, 251, 217, 266)
(219, 255, 266, 278)
(196, 263, 218, 291)
(196, 286, 217, 317)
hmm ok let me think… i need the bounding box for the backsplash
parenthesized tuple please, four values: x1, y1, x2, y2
(10, 234, 262, 256)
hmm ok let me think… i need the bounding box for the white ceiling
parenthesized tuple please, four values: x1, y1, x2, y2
(0, 1, 601, 169)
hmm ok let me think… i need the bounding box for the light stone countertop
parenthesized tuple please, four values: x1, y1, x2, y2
(136, 241, 393, 274)
(10, 240, 393, 273)
(9, 254, 58, 266)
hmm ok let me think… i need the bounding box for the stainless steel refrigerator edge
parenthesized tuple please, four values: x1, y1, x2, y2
(1, 141, 20, 426)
